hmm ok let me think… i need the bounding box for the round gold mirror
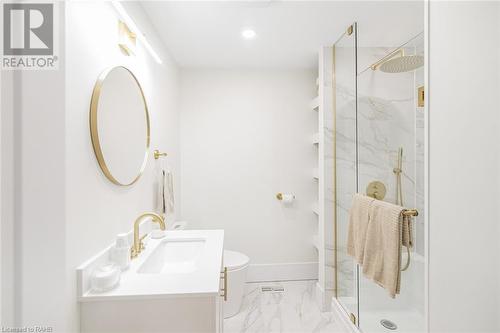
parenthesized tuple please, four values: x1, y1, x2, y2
(90, 66, 150, 186)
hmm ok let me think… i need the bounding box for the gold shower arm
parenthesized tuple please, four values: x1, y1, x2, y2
(370, 48, 404, 71)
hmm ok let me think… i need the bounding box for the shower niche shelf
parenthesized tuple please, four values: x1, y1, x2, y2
(312, 133, 320, 145)
(309, 45, 335, 312)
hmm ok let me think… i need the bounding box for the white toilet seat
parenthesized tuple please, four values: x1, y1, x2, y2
(224, 250, 249, 271)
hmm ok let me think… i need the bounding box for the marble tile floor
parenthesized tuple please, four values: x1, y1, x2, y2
(224, 280, 347, 333)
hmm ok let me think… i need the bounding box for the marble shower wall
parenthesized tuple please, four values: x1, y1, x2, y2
(356, 45, 425, 319)
(357, 72, 416, 210)
(357, 45, 424, 257)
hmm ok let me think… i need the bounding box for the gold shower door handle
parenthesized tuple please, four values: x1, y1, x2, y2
(220, 267, 228, 301)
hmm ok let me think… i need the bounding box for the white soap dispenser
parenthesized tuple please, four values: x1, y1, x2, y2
(110, 233, 130, 271)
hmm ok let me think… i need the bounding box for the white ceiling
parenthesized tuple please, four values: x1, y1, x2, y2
(141, 1, 424, 69)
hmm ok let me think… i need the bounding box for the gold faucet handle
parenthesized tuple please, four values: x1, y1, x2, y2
(139, 233, 148, 250)
(130, 247, 138, 259)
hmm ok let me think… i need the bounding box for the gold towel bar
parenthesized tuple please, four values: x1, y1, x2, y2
(154, 149, 167, 160)
(402, 209, 418, 217)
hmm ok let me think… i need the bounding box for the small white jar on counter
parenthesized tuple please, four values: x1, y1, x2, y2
(110, 233, 131, 271)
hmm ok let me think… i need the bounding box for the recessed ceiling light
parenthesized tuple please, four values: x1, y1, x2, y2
(241, 29, 256, 40)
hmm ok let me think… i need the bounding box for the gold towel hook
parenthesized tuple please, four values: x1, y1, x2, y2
(154, 149, 167, 160)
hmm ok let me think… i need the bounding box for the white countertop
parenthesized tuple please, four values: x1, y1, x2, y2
(78, 230, 224, 302)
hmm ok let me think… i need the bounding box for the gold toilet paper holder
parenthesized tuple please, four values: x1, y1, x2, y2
(276, 193, 295, 201)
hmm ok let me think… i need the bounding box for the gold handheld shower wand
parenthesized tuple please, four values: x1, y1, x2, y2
(394, 147, 404, 206)
(393, 147, 411, 272)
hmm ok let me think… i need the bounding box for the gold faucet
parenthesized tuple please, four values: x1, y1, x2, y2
(130, 212, 166, 259)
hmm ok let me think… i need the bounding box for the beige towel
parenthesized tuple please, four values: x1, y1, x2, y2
(362, 200, 412, 298)
(402, 215, 413, 249)
(346, 194, 375, 265)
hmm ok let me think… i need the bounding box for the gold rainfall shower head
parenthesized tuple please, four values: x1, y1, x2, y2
(371, 49, 424, 73)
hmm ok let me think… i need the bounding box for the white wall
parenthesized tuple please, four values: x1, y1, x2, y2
(64, 2, 181, 331)
(2, 2, 180, 332)
(19, 62, 67, 331)
(428, 2, 500, 332)
(1, 4, 67, 330)
(179, 69, 318, 270)
(1, 65, 16, 328)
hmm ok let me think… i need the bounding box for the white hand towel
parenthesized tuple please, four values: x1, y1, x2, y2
(165, 169, 175, 214)
(156, 159, 175, 216)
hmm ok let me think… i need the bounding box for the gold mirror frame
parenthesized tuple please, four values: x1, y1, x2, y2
(89, 66, 150, 186)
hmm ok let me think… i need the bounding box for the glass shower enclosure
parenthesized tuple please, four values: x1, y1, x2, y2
(332, 23, 426, 333)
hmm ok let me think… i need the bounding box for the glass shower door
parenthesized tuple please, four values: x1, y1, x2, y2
(356, 33, 425, 333)
(333, 26, 426, 332)
(333, 23, 358, 323)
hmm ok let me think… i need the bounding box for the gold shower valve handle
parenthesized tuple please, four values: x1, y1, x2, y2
(276, 193, 283, 201)
(366, 181, 387, 200)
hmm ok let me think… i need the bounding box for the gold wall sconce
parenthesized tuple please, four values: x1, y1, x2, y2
(118, 21, 136, 56)
(154, 150, 167, 160)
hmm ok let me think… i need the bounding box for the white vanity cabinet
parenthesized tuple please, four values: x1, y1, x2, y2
(80, 292, 224, 333)
(77, 230, 225, 333)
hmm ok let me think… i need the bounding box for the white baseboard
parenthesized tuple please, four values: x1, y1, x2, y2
(331, 297, 360, 333)
(246, 262, 318, 282)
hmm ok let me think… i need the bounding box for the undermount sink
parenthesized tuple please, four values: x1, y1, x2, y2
(137, 238, 206, 274)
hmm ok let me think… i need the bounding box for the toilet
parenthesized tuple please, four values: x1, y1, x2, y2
(223, 250, 250, 318)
